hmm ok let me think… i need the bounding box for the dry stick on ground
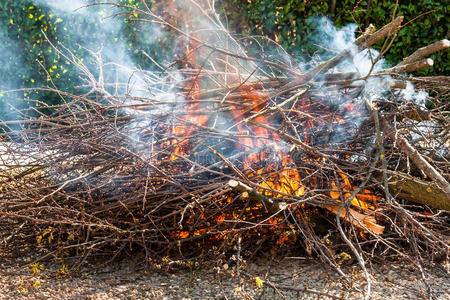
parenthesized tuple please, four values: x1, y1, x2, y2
(240, 271, 344, 300)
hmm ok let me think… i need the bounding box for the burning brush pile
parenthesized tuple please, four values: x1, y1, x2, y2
(0, 1, 449, 276)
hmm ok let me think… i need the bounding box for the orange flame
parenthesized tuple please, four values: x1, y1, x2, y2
(330, 171, 379, 212)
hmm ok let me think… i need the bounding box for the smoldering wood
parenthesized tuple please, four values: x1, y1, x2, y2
(228, 179, 285, 213)
(323, 205, 385, 235)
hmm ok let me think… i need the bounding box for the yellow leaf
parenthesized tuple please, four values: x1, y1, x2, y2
(33, 281, 41, 287)
(254, 276, 264, 288)
(30, 263, 44, 276)
(18, 286, 27, 294)
(48, 232, 54, 243)
(426, 187, 432, 193)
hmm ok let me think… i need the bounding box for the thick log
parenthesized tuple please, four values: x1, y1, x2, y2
(382, 172, 450, 211)
(384, 58, 434, 74)
(396, 39, 450, 66)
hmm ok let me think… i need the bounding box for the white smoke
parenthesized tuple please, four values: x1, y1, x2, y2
(37, 0, 88, 13)
(310, 17, 429, 106)
(33, 0, 174, 101)
(400, 81, 429, 107)
(0, 30, 25, 126)
(310, 17, 386, 75)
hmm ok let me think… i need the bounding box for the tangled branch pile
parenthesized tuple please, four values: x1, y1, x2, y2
(1, 1, 448, 282)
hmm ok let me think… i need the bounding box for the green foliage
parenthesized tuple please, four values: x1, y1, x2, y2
(219, 0, 449, 75)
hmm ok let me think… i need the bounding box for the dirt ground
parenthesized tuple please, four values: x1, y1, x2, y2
(1, 253, 449, 300)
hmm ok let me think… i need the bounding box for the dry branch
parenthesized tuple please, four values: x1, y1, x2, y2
(280, 16, 404, 91)
(357, 16, 404, 49)
(228, 179, 285, 213)
(380, 116, 450, 199)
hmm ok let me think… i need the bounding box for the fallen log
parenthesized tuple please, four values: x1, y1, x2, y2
(382, 172, 450, 211)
